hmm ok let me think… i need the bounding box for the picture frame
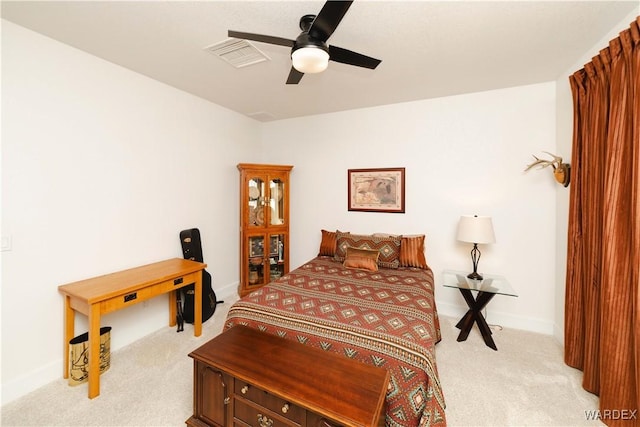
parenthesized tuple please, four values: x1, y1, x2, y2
(269, 235, 280, 256)
(348, 167, 405, 213)
(249, 236, 264, 257)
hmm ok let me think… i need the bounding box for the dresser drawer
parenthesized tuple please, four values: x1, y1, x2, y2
(234, 378, 303, 423)
(234, 398, 300, 427)
(306, 412, 343, 427)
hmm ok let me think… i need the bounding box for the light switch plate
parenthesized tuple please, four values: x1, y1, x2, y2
(1, 235, 12, 251)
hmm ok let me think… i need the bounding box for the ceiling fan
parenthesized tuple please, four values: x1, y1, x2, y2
(228, 0, 381, 84)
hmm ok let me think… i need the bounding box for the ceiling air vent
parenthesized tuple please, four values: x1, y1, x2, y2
(205, 38, 270, 68)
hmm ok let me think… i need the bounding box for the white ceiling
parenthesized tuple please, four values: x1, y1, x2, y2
(2, 1, 637, 122)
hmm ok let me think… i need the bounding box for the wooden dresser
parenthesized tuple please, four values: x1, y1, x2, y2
(186, 326, 389, 427)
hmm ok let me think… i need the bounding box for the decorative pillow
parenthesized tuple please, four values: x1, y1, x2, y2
(343, 247, 379, 272)
(334, 232, 401, 269)
(318, 229, 348, 256)
(399, 235, 428, 269)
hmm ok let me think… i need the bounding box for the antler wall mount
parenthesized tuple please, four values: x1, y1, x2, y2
(524, 152, 571, 187)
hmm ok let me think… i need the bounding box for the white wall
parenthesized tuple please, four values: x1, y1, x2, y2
(1, 21, 259, 404)
(260, 83, 558, 334)
(4, 8, 637, 407)
(553, 8, 640, 343)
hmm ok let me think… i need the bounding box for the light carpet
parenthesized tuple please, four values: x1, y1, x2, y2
(1, 298, 603, 426)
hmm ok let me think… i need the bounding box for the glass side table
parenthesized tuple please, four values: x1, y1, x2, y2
(442, 270, 518, 350)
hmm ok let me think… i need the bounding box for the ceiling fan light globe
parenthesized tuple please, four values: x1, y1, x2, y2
(292, 47, 329, 74)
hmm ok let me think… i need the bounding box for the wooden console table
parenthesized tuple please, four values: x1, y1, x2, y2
(59, 258, 206, 399)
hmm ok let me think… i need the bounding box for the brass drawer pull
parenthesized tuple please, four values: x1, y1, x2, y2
(281, 403, 290, 413)
(241, 385, 249, 394)
(257, 414, 273, 427)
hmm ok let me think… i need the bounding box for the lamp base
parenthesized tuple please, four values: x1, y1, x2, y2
(467, 271, 484, 281)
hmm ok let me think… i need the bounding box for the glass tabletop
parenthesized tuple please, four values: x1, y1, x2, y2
(442, 269, 518, 297)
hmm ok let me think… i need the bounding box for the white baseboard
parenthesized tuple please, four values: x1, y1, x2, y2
(2, 281, 241, 407)
(552, 323, 564, 345)
(2, 359, 61, 406)
(436, 301, 556, 335)
(3, 285, 555, 406)
(215, 282, 239, 304)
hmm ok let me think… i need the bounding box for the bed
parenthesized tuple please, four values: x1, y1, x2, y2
(225, 231, 446, 427)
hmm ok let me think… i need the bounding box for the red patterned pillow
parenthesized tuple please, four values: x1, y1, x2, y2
(399, 235, 428, 269)
(334, 232, 401, 269)
(343, 247, 379, 272)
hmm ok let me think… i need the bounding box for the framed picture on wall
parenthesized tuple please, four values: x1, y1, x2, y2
(347, 167, 405, 213)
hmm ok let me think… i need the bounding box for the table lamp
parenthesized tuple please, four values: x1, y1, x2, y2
(456, 215, 495, 280)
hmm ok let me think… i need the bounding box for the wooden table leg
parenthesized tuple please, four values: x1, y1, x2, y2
(473, 296, 498, 351)
(88, 303, 101, 399)
(194, 272, 202, 337)
(63, 296, 75, 379)
(169, 289, 177, 327)
(455, 289, 498, 350)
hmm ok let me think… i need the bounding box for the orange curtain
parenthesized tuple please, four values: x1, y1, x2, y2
(565, 16, 639, 427)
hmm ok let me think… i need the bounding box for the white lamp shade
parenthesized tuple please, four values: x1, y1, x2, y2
(292, 47, 329, 74)
(456, 215, 496, 244)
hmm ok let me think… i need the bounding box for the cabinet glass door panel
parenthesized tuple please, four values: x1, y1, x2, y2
(268, 234, 285, 282)
(248, 178, 265, 227)
(269, 178, 285, 226)
(248, 235, 265, 287)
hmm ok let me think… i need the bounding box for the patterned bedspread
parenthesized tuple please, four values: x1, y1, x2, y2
(225, 256, 446, 426)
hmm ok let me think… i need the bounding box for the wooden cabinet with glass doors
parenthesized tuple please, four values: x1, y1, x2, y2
(237, 164, 293, 297)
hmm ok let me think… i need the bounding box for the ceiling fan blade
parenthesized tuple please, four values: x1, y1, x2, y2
(228, 30, 294, 47)
(329, 45, 381, 69)
(309, 1, 353, 42)
(286, 67, 304, 85)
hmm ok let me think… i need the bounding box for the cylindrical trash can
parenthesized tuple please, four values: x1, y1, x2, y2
(68, 326, 112, 386)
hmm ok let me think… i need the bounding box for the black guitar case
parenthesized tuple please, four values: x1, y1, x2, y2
(176, 228, 223, 332)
